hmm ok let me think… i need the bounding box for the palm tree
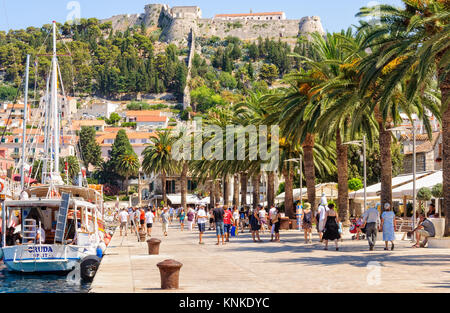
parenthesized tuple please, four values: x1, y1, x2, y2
(142, 130, 178, 207)
(117, 152, 140, 195)
(356, 1, 448, 231)
(302, 30, 378, 224)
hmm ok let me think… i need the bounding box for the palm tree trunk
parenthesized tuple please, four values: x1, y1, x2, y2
(283, 165, 294, 218)
(336, 128, 349, 226)
(303, 133, 316, 211)
(438, 69, 450, 235)
(267, 171, 275, 208)
(180, 162, 188, 209)
(209, 179, 215, 208)
(252, 174, 261, 210)
(240, 172, 248, 206)
(126, 175, 130, 196)
(214, 180, 221, 206)
(161, 171, 167, 207)
(223, 175, 230, 207)
(379, 121, 393, 208)
(233, 174, 240, 206)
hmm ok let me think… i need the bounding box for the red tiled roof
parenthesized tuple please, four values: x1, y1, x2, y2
(126, 110, 162, 117)
(135, 116, 168, 123)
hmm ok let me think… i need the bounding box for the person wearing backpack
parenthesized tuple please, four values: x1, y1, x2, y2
(302, 202, 313, 244)
(186, 207, 195, 231)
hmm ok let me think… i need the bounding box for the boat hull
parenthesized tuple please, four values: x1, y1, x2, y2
(1, 244, 95, 273)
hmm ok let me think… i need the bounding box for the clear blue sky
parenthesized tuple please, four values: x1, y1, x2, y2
(1, 0, 404, 33)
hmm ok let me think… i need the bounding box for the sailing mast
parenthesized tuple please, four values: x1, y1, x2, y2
(51, 21, 60, 174)
(20, 54, 30, 190)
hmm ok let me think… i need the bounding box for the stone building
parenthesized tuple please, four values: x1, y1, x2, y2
(169, 6, 202, 19)
(401, 132, 443, 174)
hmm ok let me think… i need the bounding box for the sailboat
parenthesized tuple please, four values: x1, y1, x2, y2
(0, 22, 108, 281)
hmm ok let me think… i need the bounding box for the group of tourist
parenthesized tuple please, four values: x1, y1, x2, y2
(116, 199, 437, 251)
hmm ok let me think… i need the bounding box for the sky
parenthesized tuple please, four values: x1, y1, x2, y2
(1, 0, 404, 33)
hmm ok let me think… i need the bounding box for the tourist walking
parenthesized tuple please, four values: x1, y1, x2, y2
(213, 205, 225, 245)
(179, 208, 186, 231)
(208, 209, 215, 231)
(186, 207, 195, 231)
(223, 207, 235, 242)
(145, 208, 154, 237)
(139, 207, 146, 232)
(322, 204, 341, 251)
(239, 208, 246, 233)
(196, 205, 208, 244)
(169, 207, 175, 224)
(317, 196, 329, 242)
(381, 203, 396, 250)
(302, 203, 313, 244)
(362, 203, 381, 251)
(272, 207, 281, 242)
(258, 205, 268, 233)
(249, 209, 262, 243)
(161, 207, 170, 237)
(232, 206, 240, 236)
(118, 208, 129, 237)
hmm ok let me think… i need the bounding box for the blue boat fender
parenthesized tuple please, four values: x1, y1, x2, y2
(96, 246, 103, 258)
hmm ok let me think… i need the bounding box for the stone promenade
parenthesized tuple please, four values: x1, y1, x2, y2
(90, 220, 450, 293)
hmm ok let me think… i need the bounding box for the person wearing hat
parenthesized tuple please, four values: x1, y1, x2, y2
(362, 202, 381, 251)
(317, 195, 329, 242)
(196, 205, 208, 244)
(161, 207, 170, 236)
(302, 203, 313, 244)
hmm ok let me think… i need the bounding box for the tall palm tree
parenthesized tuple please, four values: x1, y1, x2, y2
(357, 1, 448, 231)
(142, 130, 178, 207)
(117, 152, 140, 196)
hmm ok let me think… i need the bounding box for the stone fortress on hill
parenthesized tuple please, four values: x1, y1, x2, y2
(103, 4, 325, 45)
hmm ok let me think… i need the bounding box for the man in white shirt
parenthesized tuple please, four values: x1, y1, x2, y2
(145, 209, 155, 237)
(118, 209, 129, 236)
(196, 206, 208, 244)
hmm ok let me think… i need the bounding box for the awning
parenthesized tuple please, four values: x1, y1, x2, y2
(392, 170, 442, 198)
(349, 171, 436, 201)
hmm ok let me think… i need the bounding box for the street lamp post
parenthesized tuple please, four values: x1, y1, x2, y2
(344, 136, 367, 213)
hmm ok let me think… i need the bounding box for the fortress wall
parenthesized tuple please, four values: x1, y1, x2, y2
(196, 19, 302, 41)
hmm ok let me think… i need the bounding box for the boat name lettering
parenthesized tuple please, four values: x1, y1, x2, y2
(27, 246, 54, 253)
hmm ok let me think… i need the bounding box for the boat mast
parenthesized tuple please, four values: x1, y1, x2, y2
(20, 54, 30, 190)
(42, 75, 50, 184)
(51, 21, 60, 174)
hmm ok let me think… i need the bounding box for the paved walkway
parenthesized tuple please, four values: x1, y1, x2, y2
(90, 220, 450, 293)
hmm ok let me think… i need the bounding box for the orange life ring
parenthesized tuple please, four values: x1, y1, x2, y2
(0, 181, 4, 192)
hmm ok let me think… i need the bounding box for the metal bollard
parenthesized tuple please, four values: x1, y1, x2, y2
(157, 259, 183, 289)
(147, 238, 161, 255)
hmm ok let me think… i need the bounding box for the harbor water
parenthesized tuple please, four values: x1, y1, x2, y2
(0, 262, 90, 293)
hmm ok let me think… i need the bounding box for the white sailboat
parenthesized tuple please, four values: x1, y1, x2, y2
(0, 22, 108, 281)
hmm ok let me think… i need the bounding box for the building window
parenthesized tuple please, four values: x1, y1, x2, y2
(166, 180, 176, 194)
(188, 180, 197, 193)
